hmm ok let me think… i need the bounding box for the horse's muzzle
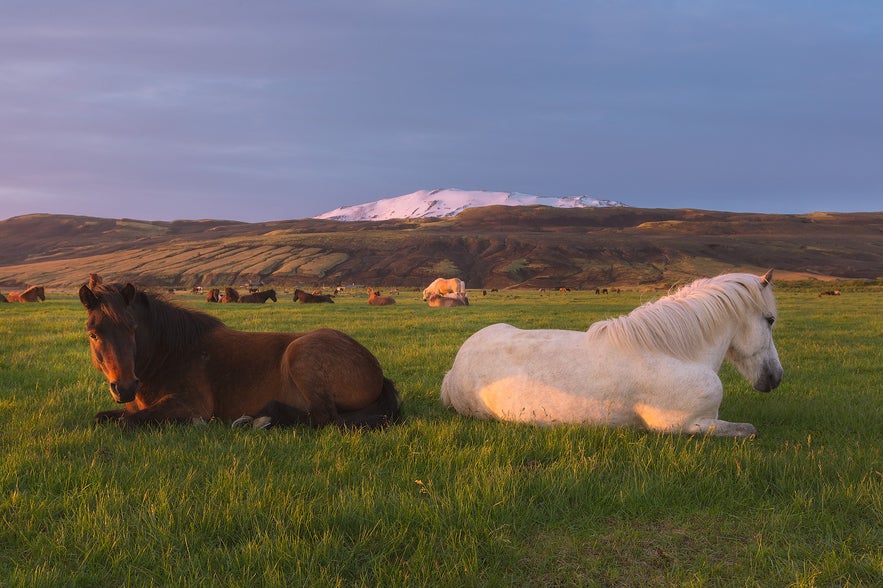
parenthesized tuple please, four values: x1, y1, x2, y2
(754, 363, 783, 393)
(110, 380, 140, 403)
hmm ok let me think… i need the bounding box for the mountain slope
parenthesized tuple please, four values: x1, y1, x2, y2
(1, 207, 880, 290)
(315, 188, 627, 221)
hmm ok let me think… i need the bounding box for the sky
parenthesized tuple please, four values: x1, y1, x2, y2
(1, 1, 881, 223)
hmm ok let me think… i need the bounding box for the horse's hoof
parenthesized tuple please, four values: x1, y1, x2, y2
(231, 415, 253, 428)
(252, 416, 272, 429)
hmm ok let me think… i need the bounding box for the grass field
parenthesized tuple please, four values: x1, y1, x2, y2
(1, 288, 880, 586)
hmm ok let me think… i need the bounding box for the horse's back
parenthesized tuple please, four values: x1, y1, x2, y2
(281, 328, 385, 411)
(441, 324, 601, 421)
(205, 328, 384, 420)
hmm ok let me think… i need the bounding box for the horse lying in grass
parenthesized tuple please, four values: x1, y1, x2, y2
(7, 285, 45, 302)
(441, 271, 782, 437)
(367, 290, 396, 306)
(222, 287, 239, 303)
(427, 293, 468, 307)
(79, 281, 401, 429)
(293, 289, 334, 303)
(238, 289, 277, 303)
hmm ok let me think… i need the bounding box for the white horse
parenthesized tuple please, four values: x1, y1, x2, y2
(423, 277, 466, 301)
(441, 271, 782, 437)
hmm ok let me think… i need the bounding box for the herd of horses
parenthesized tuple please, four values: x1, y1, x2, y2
(67, 271, 785, 438)
(201, 279, 469, 307)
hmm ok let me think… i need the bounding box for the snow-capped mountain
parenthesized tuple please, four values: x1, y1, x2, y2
(315, 189, 628, 221)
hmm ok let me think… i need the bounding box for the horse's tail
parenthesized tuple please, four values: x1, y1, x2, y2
(338, 377, 402, 430)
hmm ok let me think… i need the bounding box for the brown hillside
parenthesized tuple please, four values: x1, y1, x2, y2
(0, 207, 880, 290)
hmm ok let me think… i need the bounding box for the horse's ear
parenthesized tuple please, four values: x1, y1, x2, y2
(79, 284, 99, 310)
(121, 283, 137, 305)
(760, 269, 774, 288)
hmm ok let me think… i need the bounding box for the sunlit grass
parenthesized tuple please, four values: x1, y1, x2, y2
(0, 289, 880, 586)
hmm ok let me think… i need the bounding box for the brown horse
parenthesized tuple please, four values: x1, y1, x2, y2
(239, 289, 277, 303)
(427, 293, 468, 307)
(367, 290, 396, 306)
(223, 287, 240, 303)
(293, 289, 334, 303)
(8, 285, 45, 302)
(205, 288, 221, 303)
(79, 281, 401, 429)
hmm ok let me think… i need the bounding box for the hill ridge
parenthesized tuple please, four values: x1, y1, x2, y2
(1, 206, 881, 289)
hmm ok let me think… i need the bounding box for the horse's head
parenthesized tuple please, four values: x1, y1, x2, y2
(268, 289, 277, 302)
(725, 270, 784, 392)
(79, 282, 141, 404)
(35, 286, 46, 301)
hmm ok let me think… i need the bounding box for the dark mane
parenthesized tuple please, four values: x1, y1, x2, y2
(135, 288, 224, 339)
(134, 289, 224, 380)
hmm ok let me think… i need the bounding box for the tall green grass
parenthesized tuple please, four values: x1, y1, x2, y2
(0, 289, 880, 586)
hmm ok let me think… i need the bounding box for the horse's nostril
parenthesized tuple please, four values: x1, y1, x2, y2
(109, 380, 140, 403)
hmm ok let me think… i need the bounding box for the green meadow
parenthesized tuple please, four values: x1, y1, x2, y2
(1, 288, 880, 587)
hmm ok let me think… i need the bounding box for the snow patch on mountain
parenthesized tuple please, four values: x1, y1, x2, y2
(315, 188, 629, 221)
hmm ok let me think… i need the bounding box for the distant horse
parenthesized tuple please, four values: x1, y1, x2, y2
(818, 290, 841, 297)
(223, 287, 240, 303)
(293, 289, 334, 303)
(7, 285, 45, 302)
(79, 281, 401, 429)
(367, 290, 396, 306)
(239, 289, 277, 303)
(205, 288, 221, 303)
(427, 293, 468, 307)
(422, 277, 466, 301)
(441, 271, 782, 437)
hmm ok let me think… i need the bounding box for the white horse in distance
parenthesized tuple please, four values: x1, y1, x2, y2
(441, 271, 782, 437)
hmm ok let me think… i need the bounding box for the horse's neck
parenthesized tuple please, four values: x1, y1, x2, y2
(132, 298, 213, 380)
(596, 300, 738, 367)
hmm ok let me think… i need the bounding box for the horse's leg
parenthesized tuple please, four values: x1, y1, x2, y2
(107, 395, 204, 429)
(634, 365, 758, 437)
(233, 378, 400, 430)
(93, 408, 127, 425)
(686, 418, 758, 438)
(232, 400, 311, 429)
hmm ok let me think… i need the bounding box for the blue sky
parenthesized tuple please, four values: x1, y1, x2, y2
(1, 1, 880, 222)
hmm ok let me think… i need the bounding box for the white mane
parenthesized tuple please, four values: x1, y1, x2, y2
(587, 274, 774, 360)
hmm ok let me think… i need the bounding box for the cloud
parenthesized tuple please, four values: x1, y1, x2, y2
(1, 1, 881, 221)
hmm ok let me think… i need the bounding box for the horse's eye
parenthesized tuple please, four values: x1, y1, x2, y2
(765, 316, 776, 326)
(88, 331, 98, 340)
